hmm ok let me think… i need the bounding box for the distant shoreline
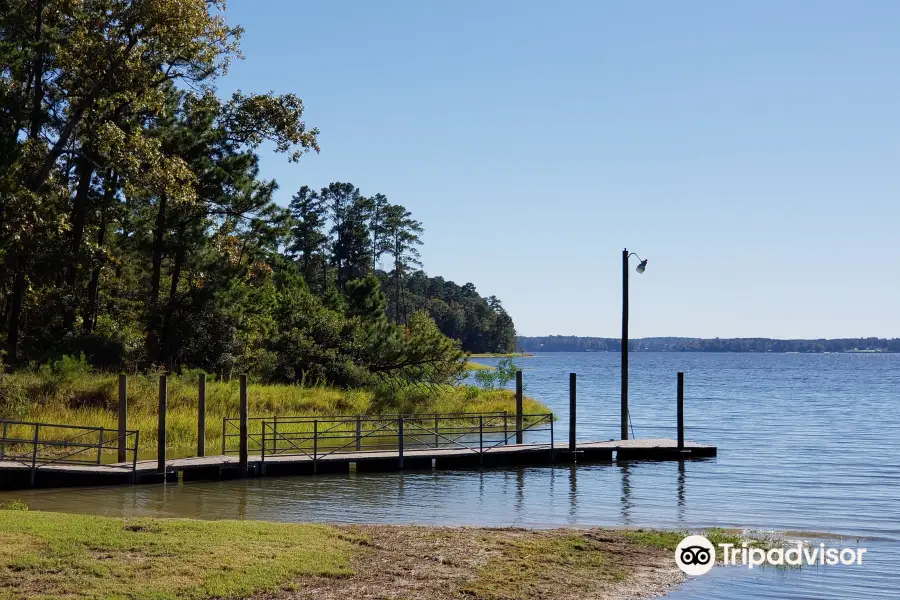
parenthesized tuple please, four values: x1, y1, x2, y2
(517, 336, 899, 354)
(468, 352, 536, 358)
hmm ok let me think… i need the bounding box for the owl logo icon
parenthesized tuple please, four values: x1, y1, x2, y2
(675, 535, 716, 576)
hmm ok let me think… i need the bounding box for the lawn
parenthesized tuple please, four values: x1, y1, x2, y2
(0, 507, 694, 600)
(0, 509, 353, 600)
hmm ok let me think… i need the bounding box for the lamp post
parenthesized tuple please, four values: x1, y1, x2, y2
(621, 248, 648, 441)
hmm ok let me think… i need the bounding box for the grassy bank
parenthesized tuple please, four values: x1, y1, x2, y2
(0, 507, 698, 600)
(464, 361, 492, 371)
(0, 371, 550, 457)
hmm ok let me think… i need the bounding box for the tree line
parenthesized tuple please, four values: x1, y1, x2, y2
(0, 1, 513, 385)
(517, 336, 900, 353)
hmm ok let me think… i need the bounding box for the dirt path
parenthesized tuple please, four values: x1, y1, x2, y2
(269, 526, 684, 600)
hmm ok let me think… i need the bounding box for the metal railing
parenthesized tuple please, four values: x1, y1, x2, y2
(222, 411, 510, 455)
(220, 412, 554, 467)
(0, 419, 140, 485)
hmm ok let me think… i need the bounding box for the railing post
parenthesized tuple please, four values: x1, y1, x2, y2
(197, 373, 206, 457)
(29, 424, 40, 487)
(677, 372, 685, 452)
(515, 370, 523, 444)
(1, 421, 8, 458)
(221, 416, 227, 455)
(118, 374, 127, 463)
(273, 415, 279, 455)
(97, 429, 104, 465)
(261, 422, 267, 463)
(30, 423, 41, 487)
(313, 419, 318, 472)
(158, 375, 167, 474)
(239, 374, 248, 473)
(132, 431, 140, 473)
(503, 411, 508, 445)
(355, 415, 361, 451)
(398, 417, 404, 469)
(550, 415, 555, 461)
(569, 372, 576, 452)
(479, 415, 484, 465)
(434, 415, 439, 448)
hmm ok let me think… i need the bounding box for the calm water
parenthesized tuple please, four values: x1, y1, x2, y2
(4, 353, 899, 598)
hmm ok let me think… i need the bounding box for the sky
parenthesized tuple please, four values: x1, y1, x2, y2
(218, 1, 899, 339)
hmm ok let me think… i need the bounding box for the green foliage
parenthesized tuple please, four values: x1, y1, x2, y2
(472, 358, 519, 390)
(0, 2, 515, 390)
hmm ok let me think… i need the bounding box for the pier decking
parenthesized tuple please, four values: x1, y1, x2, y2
(0, 437, 716, 490)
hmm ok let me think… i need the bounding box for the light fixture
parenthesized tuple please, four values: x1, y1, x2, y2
(636, 259, 648, 274)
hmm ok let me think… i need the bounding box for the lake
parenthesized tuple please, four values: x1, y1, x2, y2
(4, 352, 899, 598)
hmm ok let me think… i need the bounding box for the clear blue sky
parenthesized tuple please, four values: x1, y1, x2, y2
(220, 1, 899, 339)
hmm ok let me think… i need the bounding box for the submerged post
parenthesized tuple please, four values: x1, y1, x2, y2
(117, 374, 127, 463)
(239, 374, 248, 473)
(197, 373, 206, 457)
(677, 372, 685, 451)
(157, 375, 167, 474)
(515, 370, 524, 444)
(569, 372, 576, 452)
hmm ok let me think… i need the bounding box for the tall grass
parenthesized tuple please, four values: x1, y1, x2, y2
(0, 370, 550, 458)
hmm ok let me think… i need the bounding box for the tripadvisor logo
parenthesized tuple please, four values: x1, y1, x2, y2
(675, 535, 716, 576)
(675, 534, 868, 575)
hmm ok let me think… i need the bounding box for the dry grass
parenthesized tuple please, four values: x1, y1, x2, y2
(274, 525, 682, 600)
(0, 372, 550, 458)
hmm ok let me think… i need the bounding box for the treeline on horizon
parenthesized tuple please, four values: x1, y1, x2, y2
(0, 1, 514, 387)
(517, 336, 900, 353)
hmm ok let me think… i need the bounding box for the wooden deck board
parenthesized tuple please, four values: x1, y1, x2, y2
(1, 438, 716, 490)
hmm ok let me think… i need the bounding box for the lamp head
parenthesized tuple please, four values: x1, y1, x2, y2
(636, 259, 648, 274)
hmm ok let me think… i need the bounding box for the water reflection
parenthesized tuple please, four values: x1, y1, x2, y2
(568, 465, 577, 522)
(619, 463, 633, 525)
(677, 459, 685, 523)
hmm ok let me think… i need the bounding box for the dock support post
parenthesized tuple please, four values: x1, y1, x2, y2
(197, 373, 206, 457)
(29, 424, 39, 487)
(398, 417, 404, 469)
(568, 372, 576, 452)
(677, 372, 684, 452)
(239, 374, 248, 474)
(158, 375, 167, 474)
(515, 370, 523, 444)
(118, 374, 127, 462)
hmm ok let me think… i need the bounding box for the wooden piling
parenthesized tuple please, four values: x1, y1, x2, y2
(677, 372, 684, 451)
(157, 375, 167, 474)
(515, 370, 524, 444)
(569, 372, 576, 452)
(197, 373, 206, 457)
(239, 374, 248, 473)
(117, 374, 127, 463)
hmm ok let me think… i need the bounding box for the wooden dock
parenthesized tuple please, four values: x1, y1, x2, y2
(0, 370, 717, 490)
(0, 438, 716, 490)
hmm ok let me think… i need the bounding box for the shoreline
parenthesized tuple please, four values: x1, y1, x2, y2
(0, 508, 694, 600)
